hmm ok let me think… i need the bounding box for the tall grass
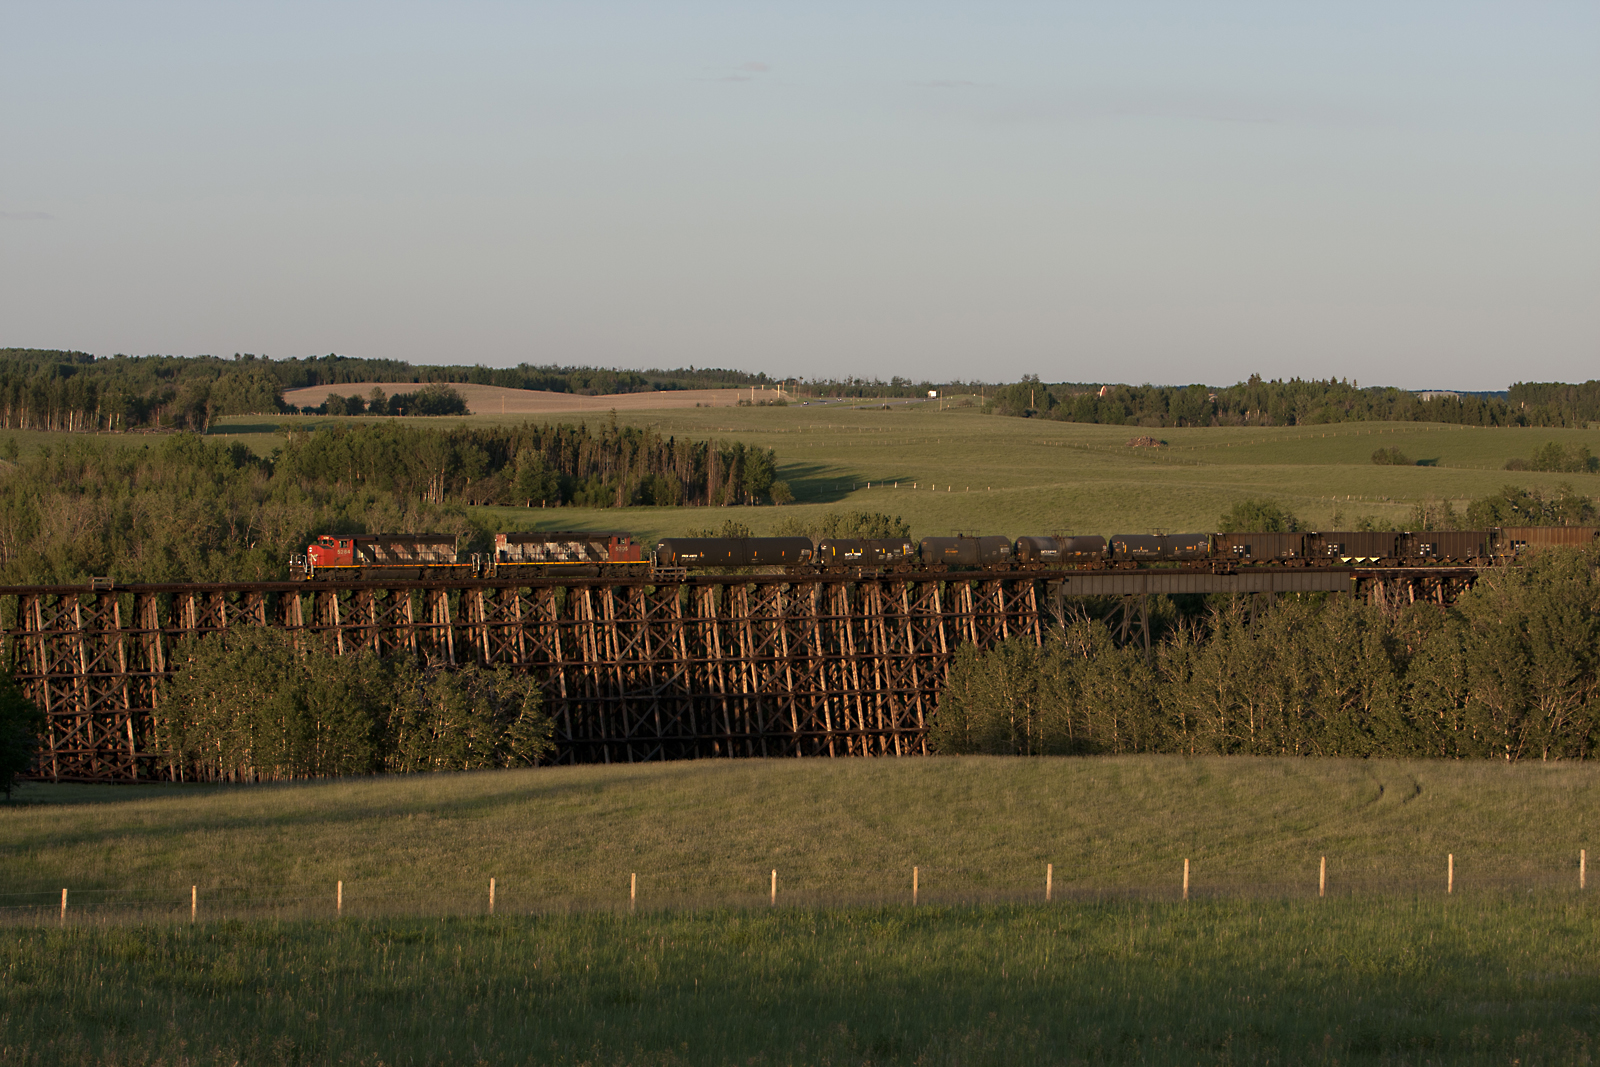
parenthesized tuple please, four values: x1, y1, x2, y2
(5, 758, 1596, 914)
(4, 898, 1598, 1065)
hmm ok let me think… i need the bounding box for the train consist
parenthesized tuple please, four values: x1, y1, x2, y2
(291, 532, 645, 580)
(290, 525, 1599, 580)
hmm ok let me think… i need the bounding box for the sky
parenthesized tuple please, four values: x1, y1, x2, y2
(2, 2, 1596, 390)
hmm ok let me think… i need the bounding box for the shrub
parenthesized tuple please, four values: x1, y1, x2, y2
(0, 675, 45, 799)
(155, 629, 552, 781)
(1217, 499, 1301, 533)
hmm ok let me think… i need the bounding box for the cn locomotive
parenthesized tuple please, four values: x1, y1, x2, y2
(290, 524, 1598, 580)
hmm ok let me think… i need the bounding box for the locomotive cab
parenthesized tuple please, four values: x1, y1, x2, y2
(307, 536, 355, 569)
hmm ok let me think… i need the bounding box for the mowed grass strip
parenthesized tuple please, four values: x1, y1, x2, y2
(5, 757, 1596, 912)
(4, 899, 1598, 1065)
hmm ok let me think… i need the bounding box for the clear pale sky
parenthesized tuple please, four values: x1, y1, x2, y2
(2, 2, 1595, 390)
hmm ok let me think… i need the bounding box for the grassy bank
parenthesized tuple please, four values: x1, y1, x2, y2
(6, 758, 1599, 1063)
(4, 898, 1598, 1065)
(5, 757, 1595, 915)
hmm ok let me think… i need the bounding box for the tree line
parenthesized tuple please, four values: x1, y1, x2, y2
(934, 544, 1600, 761)
(156, 629, 551, 782)
(0, 422, 783, 587)
(1221, 489, 1598, 534)
(983, 374, 1600, 429)
(276, 420, 782, 509)
(13, 347, 1600, 432)
(0, 350, 794, 432)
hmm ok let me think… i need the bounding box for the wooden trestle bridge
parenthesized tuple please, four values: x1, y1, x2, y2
(2, 566, 1478, 781)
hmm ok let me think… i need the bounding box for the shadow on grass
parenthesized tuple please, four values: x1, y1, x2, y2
(781, 462, 916, 505)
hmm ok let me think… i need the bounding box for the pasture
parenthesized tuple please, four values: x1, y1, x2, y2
(7, 396, 1598, 541)
(233, 399, 1600, 540)
(7, 899, 1600, 1065)
(6, 757, 1594, 915)
(4, 757, 1599, 1064)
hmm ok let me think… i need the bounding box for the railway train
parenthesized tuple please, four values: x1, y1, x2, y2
(289, 525, 1599, 580)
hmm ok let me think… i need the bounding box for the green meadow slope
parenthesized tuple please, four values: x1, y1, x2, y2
(229, 401, 1600, 540)
(6, 758, 1600, 1064)
(7, 757, 1595, 911)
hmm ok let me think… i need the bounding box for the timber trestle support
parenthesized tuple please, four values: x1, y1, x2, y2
(1, 565, 1474, 781)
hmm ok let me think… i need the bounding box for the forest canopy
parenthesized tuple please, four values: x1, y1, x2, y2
(0, 422, 783, 586)
(933, 543, 1600, 762)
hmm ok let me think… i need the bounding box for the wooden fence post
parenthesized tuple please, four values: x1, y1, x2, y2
(191, 885, 197, 923)
(1182, 859, 1190, 901)
(337, 880, 344, 915)
(1046, 862, 1053, 903)
(1447, 854, 1453, 895)
(631, 872, 637, 912)
(59, 888, 67, 925)
(489, 877, 496, 915)
(913, 866, 919, 906)
(1319, 856, 1326, 898)
(770, 869, 777, 907)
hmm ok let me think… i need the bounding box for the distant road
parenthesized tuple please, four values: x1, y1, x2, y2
(281, 382, 778, 415)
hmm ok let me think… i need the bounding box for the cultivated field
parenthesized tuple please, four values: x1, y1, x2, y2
(4, 757, 1599, 1064)
(280, 382, 768, 414)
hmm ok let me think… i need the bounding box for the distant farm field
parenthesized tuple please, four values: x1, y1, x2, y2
(8, 399, 1598, 541)
(5, 757, 1600, 1065)
(466, 407, 1599, 540)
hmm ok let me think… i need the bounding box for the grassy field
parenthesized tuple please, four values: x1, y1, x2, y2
(6, 898, 1599, 1065)
(5, 757, 1600, 1064)
(259, 401, 1600, 539)
(5, 757, 1594, 913)
(6, 401, 1599, 541)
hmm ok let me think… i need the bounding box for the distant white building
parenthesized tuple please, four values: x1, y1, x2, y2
(1417, 390, 1461, 401)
